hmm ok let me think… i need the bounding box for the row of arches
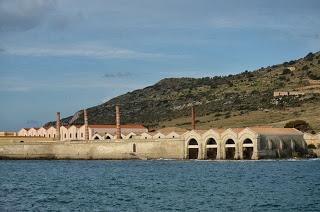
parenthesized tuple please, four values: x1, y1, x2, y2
(187, 138, 254, 160)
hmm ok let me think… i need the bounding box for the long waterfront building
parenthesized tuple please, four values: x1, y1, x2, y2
(18, 124, 148, 141)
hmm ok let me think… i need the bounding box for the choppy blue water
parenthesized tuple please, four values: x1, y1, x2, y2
(0, 160, 320, 212)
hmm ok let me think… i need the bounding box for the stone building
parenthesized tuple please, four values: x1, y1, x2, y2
(12, 106, 308, 160)
(27, 128, 39, 137)
(17, 128, 29, 136)
(183, 127, 306, 160)
(0, 131, 17, 136)
(304, 133, 320, 147)
(18, 124, 148, 141)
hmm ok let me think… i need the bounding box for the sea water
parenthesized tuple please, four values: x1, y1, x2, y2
(1, 159, 320, 211)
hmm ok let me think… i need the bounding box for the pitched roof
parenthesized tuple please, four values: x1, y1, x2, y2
(61, 125, 81, 129)
(230, 128, 245, 133)
(157, 127, 188, 135)
(211, 128, 226, 133)
(29, 127, 40, 130)
(248, 127, 303, 135)
(193, 129, 208, 135)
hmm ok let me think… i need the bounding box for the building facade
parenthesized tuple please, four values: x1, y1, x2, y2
(18, 124, 148, 141)
(183, 127, 306, 160)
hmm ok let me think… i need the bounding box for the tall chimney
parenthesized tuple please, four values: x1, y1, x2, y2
(191, 106, 196, 130)
(116, 105, 121, 139)
(84, 109, 89, 140)
(56, 112, 61, 140)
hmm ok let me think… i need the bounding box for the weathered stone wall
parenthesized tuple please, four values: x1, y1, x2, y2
(0, 139, 185, 160)
(312, 149, 320, 157)
(304, 133, 320, 147)
(258, 134, 307, 159)
(0, 137, 55, 144)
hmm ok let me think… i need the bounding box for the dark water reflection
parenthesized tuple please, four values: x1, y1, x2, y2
(1, 159, 320, 211)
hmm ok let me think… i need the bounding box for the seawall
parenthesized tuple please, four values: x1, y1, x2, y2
(0, 139, 185, 160)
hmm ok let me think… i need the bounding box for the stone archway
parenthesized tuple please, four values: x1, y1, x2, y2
(206, 138, 217, 160)
(225, 139, 236, 160)
(188, 138, 199, 159)
(243, 138, 253, 159)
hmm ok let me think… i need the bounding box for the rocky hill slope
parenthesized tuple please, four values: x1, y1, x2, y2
(45, 51, 320, 131)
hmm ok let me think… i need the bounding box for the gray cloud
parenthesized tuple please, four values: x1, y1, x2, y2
(26, 119, 41, 127)
(0, 0, 56, 31)
(3, 44, 185, 59)
(104, 72, 133, 78)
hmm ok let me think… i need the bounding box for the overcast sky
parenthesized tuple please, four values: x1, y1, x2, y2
(0, 0, 320, 130)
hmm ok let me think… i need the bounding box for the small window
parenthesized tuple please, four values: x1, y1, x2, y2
(133, 144, 136, 152)
(64, 134, 66, 138)
(49, 134, 51, 138)
(81, 133, 83, 138)
(70, 133, 72, 138)
(145, 137, 147, 139)
(76, 133, 78, 138)
(53, 134, 55, 138)
(172, 136, 175, 138)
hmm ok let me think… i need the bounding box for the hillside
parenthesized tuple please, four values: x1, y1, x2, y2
(45, 51, 320, 132)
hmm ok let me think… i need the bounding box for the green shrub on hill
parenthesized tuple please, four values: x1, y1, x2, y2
(284, 120, 312, 132)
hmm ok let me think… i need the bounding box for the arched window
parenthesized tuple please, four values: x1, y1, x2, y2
(226, 139, 235, 144)
(189, 139, 198, 145)
(49, 134, 51, 138)
(70, 133, 72, 138)
(81, 133, 83, 138)
(64, 134, 66, 138)
(243, 139, 253, 144)
(133, 143, 136, 152)
(243, 139, 254, 160)
(207, 138, 216, 145)
(75, 133, 78, 138)
(188, 139, 198, 159)
(106, 136, 111, 139)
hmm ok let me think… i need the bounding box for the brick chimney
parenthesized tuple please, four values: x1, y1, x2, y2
(191, 106, 196, 130)
(116, 105, 121, 139)
(84, 109, 89, 140)
(56, 112, 60, 140)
